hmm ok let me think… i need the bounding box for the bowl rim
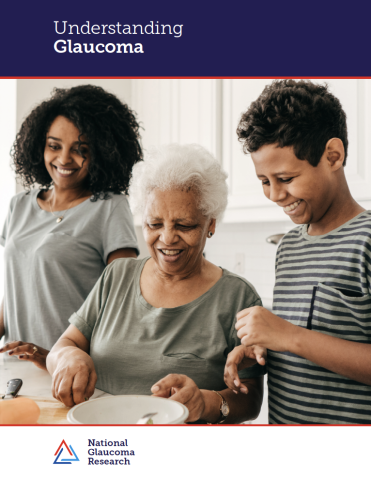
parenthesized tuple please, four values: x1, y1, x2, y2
(67, 394, 189, 425)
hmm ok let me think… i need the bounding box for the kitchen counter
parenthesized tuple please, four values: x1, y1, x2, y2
(0, 354, 71, 424)
(1, 352, 268, 425)
(0, 353, 113, 424)
(0, 353, 53, 398)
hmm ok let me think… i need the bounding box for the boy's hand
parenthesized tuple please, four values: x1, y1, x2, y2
(224, 345, 267, 394)
(236, 306, 297, 352)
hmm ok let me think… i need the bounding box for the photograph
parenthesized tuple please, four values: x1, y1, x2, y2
(1, 78, 371, 429)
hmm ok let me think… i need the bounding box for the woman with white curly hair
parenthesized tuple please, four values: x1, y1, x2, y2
(47, 144, 265, 424)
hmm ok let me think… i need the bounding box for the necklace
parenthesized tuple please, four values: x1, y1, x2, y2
(48, 190, 87, 223)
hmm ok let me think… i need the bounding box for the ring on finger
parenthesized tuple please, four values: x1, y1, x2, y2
(32, 346, 38, 356)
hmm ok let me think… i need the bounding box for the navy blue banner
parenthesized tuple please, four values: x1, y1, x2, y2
(1, 0, 369, 76)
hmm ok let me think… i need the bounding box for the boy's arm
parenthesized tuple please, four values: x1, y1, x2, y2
(236, 306, 371, 386)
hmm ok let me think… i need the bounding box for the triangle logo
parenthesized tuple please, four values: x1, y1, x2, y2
(53, 439, 80, 464)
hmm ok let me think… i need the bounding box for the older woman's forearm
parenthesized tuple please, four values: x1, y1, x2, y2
(46, 338, 82, 375)
(47, 332, 97, 406)
(47, 324, 92, 375)
(201, 377, 264, 424)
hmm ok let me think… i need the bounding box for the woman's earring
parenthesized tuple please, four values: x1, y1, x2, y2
(208, 232, 213, 238)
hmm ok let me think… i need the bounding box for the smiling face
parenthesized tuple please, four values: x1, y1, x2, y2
(143, 188, 215, 276)
(251, 143, 340, 226)
(44, 115, 90, 191)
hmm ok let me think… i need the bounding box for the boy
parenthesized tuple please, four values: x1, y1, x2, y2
(224, 80, 371, 424)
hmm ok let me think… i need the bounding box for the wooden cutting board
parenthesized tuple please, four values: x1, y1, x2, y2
(25, 395, 70, 424)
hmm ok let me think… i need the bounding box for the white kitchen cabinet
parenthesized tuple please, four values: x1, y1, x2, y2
(222, 79, 371, 223)
(131, 79, 221, 159)
(130, 79, 221, 225)
(327, 80, 371, 205)
(222, 79, 284, 223)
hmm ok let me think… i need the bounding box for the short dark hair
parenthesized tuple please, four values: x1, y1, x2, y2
(12, 84, 143, 200)
(237, 80, 348, 166)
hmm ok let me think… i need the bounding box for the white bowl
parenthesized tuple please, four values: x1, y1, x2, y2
(67, 395, 189, 425)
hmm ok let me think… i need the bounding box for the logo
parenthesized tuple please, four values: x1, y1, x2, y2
(54, 440, 80, 464)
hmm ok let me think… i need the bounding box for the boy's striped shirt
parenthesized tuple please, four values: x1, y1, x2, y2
(270, 211, 371, 424)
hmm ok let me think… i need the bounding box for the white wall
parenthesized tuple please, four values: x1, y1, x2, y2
(0, 80, 17, 299)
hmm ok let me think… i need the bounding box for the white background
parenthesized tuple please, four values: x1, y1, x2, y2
(0, 425, 368, 479)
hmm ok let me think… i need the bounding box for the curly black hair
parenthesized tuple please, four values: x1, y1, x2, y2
(12, 84, 143, 199)
(237, 80, 348, 166)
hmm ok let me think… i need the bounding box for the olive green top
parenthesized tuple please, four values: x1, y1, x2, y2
(69, 257, 265, 395)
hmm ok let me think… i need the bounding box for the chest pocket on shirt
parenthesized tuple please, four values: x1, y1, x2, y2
(161, 354, 207, 369)
(307, 283, 371, 343)
(160, 355, 225, 391)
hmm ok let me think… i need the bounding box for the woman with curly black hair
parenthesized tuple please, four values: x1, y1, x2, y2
(0, 84, 143, 370)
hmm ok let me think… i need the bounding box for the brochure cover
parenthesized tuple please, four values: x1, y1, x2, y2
(0, 1, 370, 478)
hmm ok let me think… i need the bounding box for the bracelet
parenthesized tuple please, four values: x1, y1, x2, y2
(207, 390, 230, 424)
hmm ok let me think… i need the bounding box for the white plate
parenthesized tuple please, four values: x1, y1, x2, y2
(67, 395, 189, 424)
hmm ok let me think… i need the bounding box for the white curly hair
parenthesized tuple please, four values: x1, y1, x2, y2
(129, 144, 228, 224)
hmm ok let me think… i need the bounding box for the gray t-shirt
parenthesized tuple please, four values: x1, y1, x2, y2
(70, 257, 265, 395)
(1, 189, 139, 350)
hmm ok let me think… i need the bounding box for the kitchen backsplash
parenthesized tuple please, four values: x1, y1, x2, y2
(204, 220, 293, 309)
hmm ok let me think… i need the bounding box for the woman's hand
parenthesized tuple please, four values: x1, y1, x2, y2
(0, 341, 49, 370)
(151, 374, 206, 423)
(51, 348, 97, 407)
(152, 373, 264, 424)
(236, 306, 297, 352)
(224, 345, 267, 394)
